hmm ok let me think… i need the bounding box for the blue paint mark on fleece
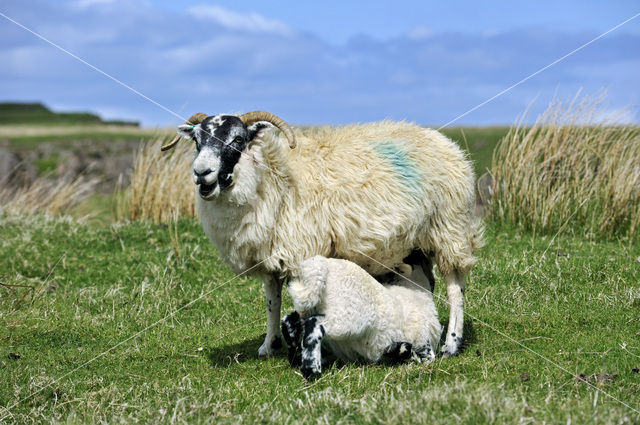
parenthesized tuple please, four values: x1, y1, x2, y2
(371, 140, 421, 191)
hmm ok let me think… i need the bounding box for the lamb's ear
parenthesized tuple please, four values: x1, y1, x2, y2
(247, 122, 271, 142)
(177, 123, 198, 140)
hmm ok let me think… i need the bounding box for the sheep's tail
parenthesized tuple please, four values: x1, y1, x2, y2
(288, 255, 328, 316)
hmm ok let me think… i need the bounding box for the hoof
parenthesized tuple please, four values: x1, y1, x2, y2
(439, 334, 463, 357)
(301, 365, 321, 381)
(258, 336, 283, 357)
(413, 345, 436, 364)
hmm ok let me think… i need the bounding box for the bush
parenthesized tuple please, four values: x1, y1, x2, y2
(117, 136, 195, 222)
(0, 175, 96, 216)
(488, 93, 640, 240)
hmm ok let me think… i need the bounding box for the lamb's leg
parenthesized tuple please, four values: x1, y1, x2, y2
(440, 270, 465, 357)
(383, 342, 413, 364)
(300, 315, 325, 380)
(281, 311, 303, 367)
(258, 276, 283, 357)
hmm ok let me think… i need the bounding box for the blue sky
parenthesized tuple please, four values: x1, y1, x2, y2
(1, 0, 639, 127)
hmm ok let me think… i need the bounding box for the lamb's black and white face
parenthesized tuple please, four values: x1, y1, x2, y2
(177, 114, 266, 200)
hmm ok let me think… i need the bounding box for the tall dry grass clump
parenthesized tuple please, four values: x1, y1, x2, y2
(118, 136, 195, 222)
(489, 94, 640, 240)
(0, 176, 96, 216)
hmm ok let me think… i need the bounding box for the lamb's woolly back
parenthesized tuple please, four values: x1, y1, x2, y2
(385, 284, 442, 351)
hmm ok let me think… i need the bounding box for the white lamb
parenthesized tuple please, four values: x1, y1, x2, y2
(282, 256, 442, 380)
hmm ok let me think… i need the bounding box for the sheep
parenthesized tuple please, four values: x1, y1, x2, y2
(281, 255, 442, 380)
(163, 111, 483, 357)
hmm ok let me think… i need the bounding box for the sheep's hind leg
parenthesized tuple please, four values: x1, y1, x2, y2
(281, 311, 303, 367)
(301, 315, 325, 380)
(258, 276, 283, 357)
(440, 270, 465, 357)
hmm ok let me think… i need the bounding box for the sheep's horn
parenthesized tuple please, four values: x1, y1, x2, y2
(239, 111, 297, 149)
(161, 112, 209, 151)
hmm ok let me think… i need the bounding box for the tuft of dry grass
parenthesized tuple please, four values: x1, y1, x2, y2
(117, 136, 195, 222)
(0, 175, 97, 216)
(489, 93, 640, 240)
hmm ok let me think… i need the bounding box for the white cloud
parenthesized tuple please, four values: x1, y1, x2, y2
(594, 107, 637, 125)
(187, 5, 292, 36)
(406, 26, 432, 40)
(72, 0, 117, 9)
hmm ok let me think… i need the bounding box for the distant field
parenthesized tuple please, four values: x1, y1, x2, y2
(0, 102, 139, 126)
(0, 125, 162, 148)
(440, 126, 508, 176)
(0, 216, 638, 424)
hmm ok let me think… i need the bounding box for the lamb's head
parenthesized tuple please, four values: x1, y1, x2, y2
(162, 111, 296, 200)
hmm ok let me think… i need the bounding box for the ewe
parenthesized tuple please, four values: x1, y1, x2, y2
(163, 111, 482, 357)
(282, 256, 442, 380)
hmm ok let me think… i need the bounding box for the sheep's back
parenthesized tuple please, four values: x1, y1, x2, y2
(275, 121, 476, 275)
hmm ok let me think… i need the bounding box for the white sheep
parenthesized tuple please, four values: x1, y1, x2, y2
(163, 111, 482, 357)
(282, 256, 442, 380)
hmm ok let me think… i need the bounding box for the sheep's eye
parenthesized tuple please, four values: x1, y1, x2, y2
(234, 136, 242, 144)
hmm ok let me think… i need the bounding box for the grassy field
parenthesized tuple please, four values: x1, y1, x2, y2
(1, 215, 639, 424)
(1, 107, 638, 423)
(0, 126, 160, 149)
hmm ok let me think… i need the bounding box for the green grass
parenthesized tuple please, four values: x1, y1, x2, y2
(440, 126, 509, 176)
(67, 194, 118, 225)
(1, 215, 639, 424)
(33, 154, 60, 175)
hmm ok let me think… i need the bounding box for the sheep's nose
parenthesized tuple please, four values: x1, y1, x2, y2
(194, 168, 212, 177)
(193, 168, 215, 185)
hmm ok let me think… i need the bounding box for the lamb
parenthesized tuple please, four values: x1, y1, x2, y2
(282, 256, 442, 380)
(162, 111, 482, 357)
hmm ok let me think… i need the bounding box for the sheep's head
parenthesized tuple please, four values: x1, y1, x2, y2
(162, 111, 296, 200)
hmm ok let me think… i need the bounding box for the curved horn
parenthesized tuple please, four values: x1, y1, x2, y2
(239, 111, 297, 149)
(161, 112, 209, 151)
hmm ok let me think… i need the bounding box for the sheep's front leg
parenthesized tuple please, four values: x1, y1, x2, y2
(258, 276, 283, 357)
(300, 315, 325, 380)
(441, 270, 465, 357)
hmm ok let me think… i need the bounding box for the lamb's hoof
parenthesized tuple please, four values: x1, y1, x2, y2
(301, 366, 321, 381)
(258, 336, 283, 357)
(301, 354, 322, 380)
(424, 351, 436, 364)
(413, 345, 436, 364)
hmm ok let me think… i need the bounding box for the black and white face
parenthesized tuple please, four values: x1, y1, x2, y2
(177, 114, 267, 200)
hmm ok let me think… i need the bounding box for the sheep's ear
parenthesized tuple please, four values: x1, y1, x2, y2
(247, 122, 271, 142)
(177, 123, 198, 140)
